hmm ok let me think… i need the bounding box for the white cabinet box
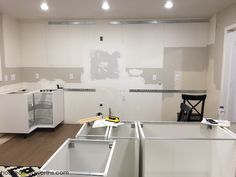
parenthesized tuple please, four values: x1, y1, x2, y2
(75, 122, 109, 140)
(0, 89, 64, 134)
(228, 123, 236, 134)
(223, 123, 236, 138)
(108, 121, 139, 177)
(39, 139, 116, 177)
(75, 121, 139, 177)
(138, 122, 236, 177)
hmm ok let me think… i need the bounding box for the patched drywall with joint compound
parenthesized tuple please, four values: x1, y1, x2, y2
(90, 50, 120, 80)
(127, 68, 163, 85)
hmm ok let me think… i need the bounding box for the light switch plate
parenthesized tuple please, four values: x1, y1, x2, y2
(10, 74, 15, 81)
(174, 71, 182, 90)
(175, 71, 182, 81)
(152, 74, 157, 81)
(69, 73, 74, 80)
(35, 73, 40, 79)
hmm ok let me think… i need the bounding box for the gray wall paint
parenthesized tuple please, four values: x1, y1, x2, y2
(127, 47, 208, 88)
(20, 46, 208, 86)
(21, 67, 83, 83)
(1, 47, 208, 86)
(163, 47, 208, 89)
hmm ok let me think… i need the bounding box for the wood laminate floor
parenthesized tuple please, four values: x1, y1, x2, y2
(0, 124, 81, 167)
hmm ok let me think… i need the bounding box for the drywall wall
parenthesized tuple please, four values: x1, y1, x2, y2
(0, 14, 22, 86)
(161, 47, 208, 120)
(0, 14, 209, 122)
(163, 47, 208, 90)
(205, 4, 236, 118)
(17, 21, 209, 68)
(21, 67, 83, 83)
(208, 15, 216, 45)
(2, 15, 21, 67)
(64, 46, 208, 123)
(127, 68, 163, 85)
(163, 23, 209, 47)
(1, 5, 236, 122)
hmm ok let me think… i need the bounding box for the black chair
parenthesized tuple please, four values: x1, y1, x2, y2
(178, 103, 193, 121)
(177, 94, 207, 122)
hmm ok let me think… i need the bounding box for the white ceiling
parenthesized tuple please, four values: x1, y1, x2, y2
(0, 0, 235, 20)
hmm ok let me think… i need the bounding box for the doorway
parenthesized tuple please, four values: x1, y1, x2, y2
(221, 25, 236, 122)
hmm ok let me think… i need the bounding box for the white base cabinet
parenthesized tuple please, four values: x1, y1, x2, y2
(0, 89, 64, 134)
(138, 122, 236, 177)
(39, 139, 116, 177)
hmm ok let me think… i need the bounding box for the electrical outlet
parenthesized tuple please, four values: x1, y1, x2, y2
(35, 73, 40, 79)
(152, 74, 157, 81)
(69, 73, 74, 80)
(10, 74, 15, 81)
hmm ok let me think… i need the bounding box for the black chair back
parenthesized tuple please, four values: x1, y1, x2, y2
(178, 94, 207, 122)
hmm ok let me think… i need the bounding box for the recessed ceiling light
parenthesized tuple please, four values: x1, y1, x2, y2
(41, 1, 49, 11)
(164, 1, 174, 9)
(72, 21, 80, 25)
(110, 21, 120, 25)
(150, 20, 159, 24)
(102, 1, 110, 11)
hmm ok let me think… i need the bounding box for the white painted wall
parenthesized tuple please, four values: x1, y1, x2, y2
(1, 15, 209, 123)
(2, 19, 209, 68)
(64, 85, 163, 123)
(124, 24, 164, 68)
(20, 22, 48, 67)
(208, 15, 216, 45)
(20, 23, 164, 68)
(2, 15, 21, 67)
